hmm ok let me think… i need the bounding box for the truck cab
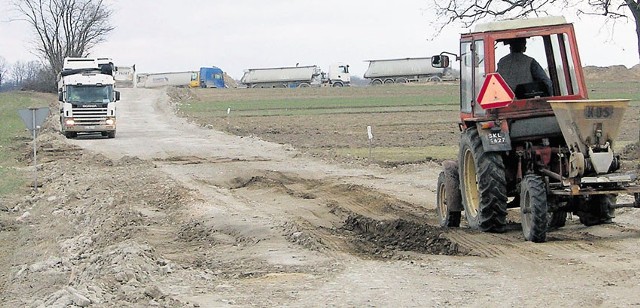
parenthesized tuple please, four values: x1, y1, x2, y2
(199, 67, 226, 88)
(326, 63, 351, 87)
(58, 57, 121, 138)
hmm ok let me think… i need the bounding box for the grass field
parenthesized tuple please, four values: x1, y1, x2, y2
(0, 91, 53, 196)
(175, 81, 640, 164)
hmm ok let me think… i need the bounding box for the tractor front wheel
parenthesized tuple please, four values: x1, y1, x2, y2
(458, 128, 508, 232)
(436, 160, 462, 227)
(520, 175, 548, 242)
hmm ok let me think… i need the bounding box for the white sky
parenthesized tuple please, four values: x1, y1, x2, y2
(1, 0, 638, 79)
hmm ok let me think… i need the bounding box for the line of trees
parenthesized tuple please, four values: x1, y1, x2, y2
(0, 56, 55, 92)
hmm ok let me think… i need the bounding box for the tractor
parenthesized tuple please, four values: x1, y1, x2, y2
(433, 16, 640, 242)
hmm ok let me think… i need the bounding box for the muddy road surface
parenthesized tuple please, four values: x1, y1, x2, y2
(2, 88, 640, 307)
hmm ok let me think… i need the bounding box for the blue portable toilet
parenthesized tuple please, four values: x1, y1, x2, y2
(199, 67, 225, 88)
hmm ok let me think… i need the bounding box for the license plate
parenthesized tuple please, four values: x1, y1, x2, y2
(84, 126, 95, 129)
(488, 132, 507, 145)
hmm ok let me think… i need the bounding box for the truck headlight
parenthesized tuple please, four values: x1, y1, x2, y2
(106, 118, 115, 125)
(65, 119, 75, 126)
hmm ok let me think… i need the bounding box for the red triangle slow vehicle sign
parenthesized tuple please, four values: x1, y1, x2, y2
(477, 73, 515, 109)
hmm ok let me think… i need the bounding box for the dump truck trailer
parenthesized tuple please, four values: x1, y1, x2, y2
(363, 57, 450, 85)
(433, 16, 640, 242)
(138, 71, 198, 88)
(241, 63, 350, 88)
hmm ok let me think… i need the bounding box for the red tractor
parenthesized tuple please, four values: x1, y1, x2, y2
(434, 16, 640, 242)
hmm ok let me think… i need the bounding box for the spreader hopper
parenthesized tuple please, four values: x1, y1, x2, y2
(549, 99, 629, 152)
(549, 99, 630, 174)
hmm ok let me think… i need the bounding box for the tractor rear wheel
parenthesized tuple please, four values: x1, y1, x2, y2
(436, 161, 462, 227)
(458, 128, 508, 232)
(520, 175, 548, 242)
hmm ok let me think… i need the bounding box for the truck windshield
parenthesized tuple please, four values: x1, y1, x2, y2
(67, 85, 113, 103)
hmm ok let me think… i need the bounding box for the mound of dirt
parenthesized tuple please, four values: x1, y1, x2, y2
(223, 73, 238, 88)
(343, 215, 464, 258)
(583, 65, 640, 82)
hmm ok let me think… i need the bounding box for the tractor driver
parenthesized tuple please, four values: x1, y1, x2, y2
(497, 38, 553, 97)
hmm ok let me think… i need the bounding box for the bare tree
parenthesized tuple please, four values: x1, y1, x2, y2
(0, 56, 8, 88)
(12, 0, 114, 77)
(430, 1, 640, 62)
(11, 61, 27, 86)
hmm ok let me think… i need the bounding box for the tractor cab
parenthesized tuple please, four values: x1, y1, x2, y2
(433, 16, 588, 125)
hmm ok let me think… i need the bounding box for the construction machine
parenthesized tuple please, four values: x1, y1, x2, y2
(433, 16, 640, 242)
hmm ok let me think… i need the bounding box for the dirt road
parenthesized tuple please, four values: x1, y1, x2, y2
(2, 88, 640, 307)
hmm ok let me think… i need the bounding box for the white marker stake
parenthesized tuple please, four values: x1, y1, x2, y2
(226, 107, 231, 127)
(367, 125, 373, 161)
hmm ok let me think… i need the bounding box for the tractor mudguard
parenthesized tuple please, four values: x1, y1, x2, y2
(475, 121, 512, 152)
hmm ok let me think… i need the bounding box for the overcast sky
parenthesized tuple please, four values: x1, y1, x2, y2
(1, 0, 638, 79)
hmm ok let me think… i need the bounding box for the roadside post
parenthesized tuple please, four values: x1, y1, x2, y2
(367, 125, 373, 161)
(227, 107, 231, 128)
(18, 107, 50, 192)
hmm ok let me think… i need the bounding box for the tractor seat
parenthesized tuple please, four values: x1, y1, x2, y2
(515, 81, 549, 99)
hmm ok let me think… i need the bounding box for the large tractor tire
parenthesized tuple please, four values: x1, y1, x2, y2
(520, 175, 548, 242)
(436, 160, 462, 227)
(458, 128, 508, 233)
(578, 195, 615, 226)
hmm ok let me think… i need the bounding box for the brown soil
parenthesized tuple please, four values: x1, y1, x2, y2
(1, 87, 640, 307)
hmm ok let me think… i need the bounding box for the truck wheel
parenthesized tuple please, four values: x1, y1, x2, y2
(107, 131, 116, 138)
(371, 79, 382, 86)
(64, 132, 77, 139)
(578, 195, 615, 226)
(459, 128, 508, 232)
(396, 77, 408, 83)
(436, 160, 462, 227)
(428, 76, 442, 83)
(332, 82, 344, 87)
(520, 175, 548, 242)
(298, 83, 310, 88)
(383, 78, 394, 84)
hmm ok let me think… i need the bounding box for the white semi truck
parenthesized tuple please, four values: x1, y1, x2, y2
(57, 57, 121, 138)
(363, 57, 450, 85)
(240, 63, 350, 88)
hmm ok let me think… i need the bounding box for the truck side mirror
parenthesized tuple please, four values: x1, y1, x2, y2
(431, 55, 450, 68)
(115, 91, 120, 101)
(58, 92, 63, 102)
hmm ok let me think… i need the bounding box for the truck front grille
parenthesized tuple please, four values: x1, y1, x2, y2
(72, 107, 109, 125)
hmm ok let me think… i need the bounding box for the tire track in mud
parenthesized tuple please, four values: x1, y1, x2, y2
(159, 160, 466, 258)
(229, 170, 463, 257)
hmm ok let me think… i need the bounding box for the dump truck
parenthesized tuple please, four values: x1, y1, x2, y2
(57, 57, 121, 138)
(240, 63, 350, 88)
(114, 65, 135, 88)
(433, 16, 640, 242)
(363, 57, 450, 85)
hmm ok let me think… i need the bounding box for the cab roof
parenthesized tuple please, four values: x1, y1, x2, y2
(472, 16, 568, 33)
